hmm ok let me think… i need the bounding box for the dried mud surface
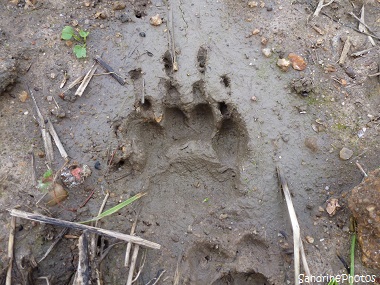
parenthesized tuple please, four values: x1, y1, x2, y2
(0, 0, 380, 284)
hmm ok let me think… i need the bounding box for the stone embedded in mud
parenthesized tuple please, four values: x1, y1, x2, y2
(288, 53, 307, 71)
(348, 168, 380, 269)
(276, 58, 291, 71)
(339, 147, 353, 160)
(304, 136, 318, 152)
(0, 57, 17, 95)
(248, 1, 258, 7)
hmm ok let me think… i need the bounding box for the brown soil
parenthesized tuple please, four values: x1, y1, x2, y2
(0, 0, 379, 284)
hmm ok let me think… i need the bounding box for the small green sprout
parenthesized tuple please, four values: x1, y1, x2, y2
(61, 26, 89, 58)
(37, 169, 53, 192)
(202, 197, 209, 203)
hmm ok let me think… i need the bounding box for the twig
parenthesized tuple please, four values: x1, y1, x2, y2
(173, 255, 181, 285)
(80, 189, 96, 208)
(46, 119, 69, 161)
(60, 73, 85, 96)
(355, 161, 368, 177)
(124, 215, 138, 267)
(90, 191, 110, 266)
(170, 8, 178, 71)
(5, 216, 16, 285)
(38, 228, 68, 263)
(75, 62, 97, 97)
(97, 242, 123, 264)
(146, 269, 166, 285)
(73, 232, 90, 285)
(141, 78, 145, 105)
(351, 47, 375, 57)
(131, 250, 146, 283)
(27, 85, 54, 165)
(126, 244, 140, 285)
(9, 209, 161, 249)
(94, 56, 126, 85)
(313, 0, 334, 17)
(348, 11, 376, 36)
(277, 166, 311, 284)
(30, 152, 37, 187)
(339, 36, 351, 65)
(37, 276, 51, 285)
(358, 6, 376, 46)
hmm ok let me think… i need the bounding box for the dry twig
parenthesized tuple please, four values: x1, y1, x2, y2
(73, 232, 90, 285)
(9, 209, 161, 249)
(339, 37, 351, 65)
(5, 216, 16, 285)
(355, 161, 368, 177)
(277, 166, 311, 285)
(313, 0, 335, 17)
(124, 215, 138, 267)
(126, 244, 140, 285)
(75, 62, 97, 97)
(28, 85, 54, 165)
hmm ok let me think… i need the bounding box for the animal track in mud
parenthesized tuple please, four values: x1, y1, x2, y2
(184, 233, 272, 285)
(113, 75, 248, 222)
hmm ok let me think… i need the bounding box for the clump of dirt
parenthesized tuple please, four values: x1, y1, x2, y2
(0, 57, 17, 94)
(349, 168, 380, 269)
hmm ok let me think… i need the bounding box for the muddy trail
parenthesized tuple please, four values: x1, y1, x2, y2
(0, 0, 380, 284)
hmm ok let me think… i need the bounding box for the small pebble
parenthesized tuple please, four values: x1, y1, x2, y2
(84, 19, 90, 25)
(46, 96, 53, 102)
(94, 161, 101, 170)
(304, 137, 318, 152)
(18, 91, 28, 102)
(305, 236, 314, 244)
(113, 1, 126, 10)
(139, 32, 146, 37)
(219, 213, 228, 220)
(50, 73, 56, 79)
(262, 48, 272, 57)
(277, 58, 291, 71)
(339, 147, 353, 160)
(266, 5, 273, 11)
(251, 95, 257, 101)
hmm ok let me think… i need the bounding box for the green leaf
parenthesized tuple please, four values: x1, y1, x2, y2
(73, 45, 87, 58)
(80, 192, 146, 223)
(79, 30, 89, 40)
(43, 169, 53, 179)
(61, 26, 74, 40)
(202, 197, 209, 203)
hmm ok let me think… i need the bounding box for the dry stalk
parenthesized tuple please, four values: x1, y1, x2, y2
(5, 216, 16, 285)
(9, 209, 161, 249)
(277, 166, 311, 285)
(126, 244, 140, 285)
(313, 0, 335, 17)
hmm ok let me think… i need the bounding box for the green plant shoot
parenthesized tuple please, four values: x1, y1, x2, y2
(80, 192, 146, 223)
(61, 26, 89, 58)
(37, 169, 53, 192)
